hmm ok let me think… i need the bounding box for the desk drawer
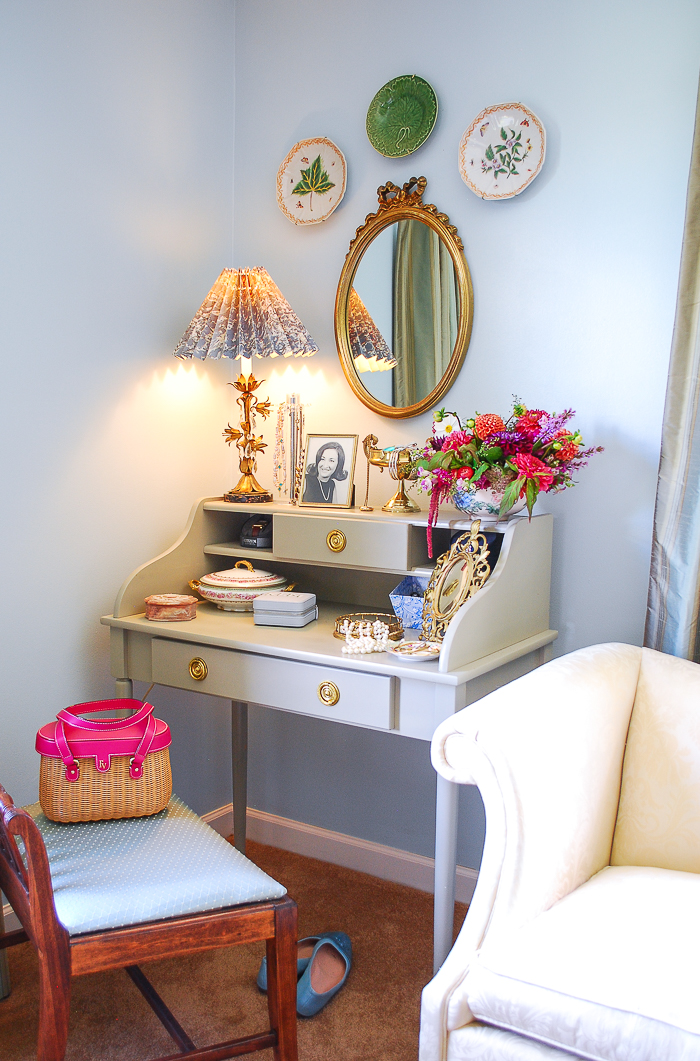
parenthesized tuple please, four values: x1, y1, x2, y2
(151, 638, 395, 730)
(274, 513, 409, 571)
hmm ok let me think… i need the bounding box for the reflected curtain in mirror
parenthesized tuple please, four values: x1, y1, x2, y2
(393, 219, 459, 408)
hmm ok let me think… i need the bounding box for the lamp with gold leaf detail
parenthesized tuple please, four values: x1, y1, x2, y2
(173, 267, 318, 502)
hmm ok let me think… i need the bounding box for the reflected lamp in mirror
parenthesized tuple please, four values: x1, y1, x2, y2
(335, 177, 473, 418)
(173, 267, 318, 503)
(348, 288, 397, 373)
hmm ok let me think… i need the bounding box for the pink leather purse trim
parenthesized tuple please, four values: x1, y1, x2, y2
(35, 699, 172, 782)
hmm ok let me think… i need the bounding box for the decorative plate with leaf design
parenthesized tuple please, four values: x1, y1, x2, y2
(366, 75, 438, 158)
(458, 103, 545, 199)
(277, 138, 346, 225)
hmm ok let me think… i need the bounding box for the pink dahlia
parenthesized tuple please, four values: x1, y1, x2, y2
(513, 452, 555, 492)
(515, 409, 546, 437)
(441, 430, 473, 451)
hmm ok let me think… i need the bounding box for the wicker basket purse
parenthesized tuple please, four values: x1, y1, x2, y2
(36, 699, 172, 823)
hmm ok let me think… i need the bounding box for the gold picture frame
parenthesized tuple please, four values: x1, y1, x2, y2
(422, 521, 491, 642)
(298, 434, 359, 509)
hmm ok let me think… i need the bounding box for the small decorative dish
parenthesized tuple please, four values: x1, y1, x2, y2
(387, 639, 441, 662)
(458, 102, 545, 199)
(189, 561, 288, 612)
(333, 612, 403, 641)
(144, 594, 199, 622)
(277, 137, 346, 226)
(366, 75, 437, 158)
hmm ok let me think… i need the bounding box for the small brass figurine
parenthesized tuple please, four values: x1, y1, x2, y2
(223, 374, 273, 503)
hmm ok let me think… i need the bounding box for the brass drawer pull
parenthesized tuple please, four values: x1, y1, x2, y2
(318, 681, 340, 706)
(326, 530, 346, 553)
(189, 657, 208, 681)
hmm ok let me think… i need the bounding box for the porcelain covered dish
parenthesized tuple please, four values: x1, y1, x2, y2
(189, 560, 287, 611)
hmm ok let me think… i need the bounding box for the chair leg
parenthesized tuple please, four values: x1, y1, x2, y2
(37, 952, 71, 1061)
(266, 897, 298, 1061)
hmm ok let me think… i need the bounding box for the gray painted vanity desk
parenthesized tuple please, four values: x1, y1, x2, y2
(102, 498, 556, 970)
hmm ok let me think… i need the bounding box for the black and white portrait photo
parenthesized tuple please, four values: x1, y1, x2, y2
(299, 434, 358, 508)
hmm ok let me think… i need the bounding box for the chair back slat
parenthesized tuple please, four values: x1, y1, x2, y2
(0, 783, 69, 960)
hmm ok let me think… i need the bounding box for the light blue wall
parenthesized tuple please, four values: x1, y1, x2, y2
(233, 0, 700, 863)
(2, 0, 699, 873)
(0, 1, 236, 810)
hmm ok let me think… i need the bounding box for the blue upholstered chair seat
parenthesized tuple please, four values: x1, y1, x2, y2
(24, 796, 286, 936)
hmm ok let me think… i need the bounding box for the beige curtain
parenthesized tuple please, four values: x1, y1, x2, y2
(645, 82, 700, 658)
(393, 220, 458, 408)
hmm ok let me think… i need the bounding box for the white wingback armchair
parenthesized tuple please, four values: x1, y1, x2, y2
(420, 643, 700, 1061)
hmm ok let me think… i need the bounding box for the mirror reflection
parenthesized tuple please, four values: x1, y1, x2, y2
(350, 218, 460, 409)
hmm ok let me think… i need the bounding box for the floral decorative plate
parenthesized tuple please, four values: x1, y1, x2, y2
(366, 75, 438, 158)
(458, 103, 545, 200)
(387, 639, 441, 662)
(277, 138, 346, 225)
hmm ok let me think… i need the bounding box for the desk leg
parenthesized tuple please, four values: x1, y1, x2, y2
(232, 701, 248, 855)
(433, 774, 459, 974)
(115, 679, 133, 698)
(0, 903, 10, 999)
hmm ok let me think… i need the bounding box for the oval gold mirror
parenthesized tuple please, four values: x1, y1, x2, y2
(334, 176, 473, 419)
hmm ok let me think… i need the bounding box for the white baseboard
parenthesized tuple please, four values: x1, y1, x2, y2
(1, 904, 20, 932)
(202, 804, 478, 905)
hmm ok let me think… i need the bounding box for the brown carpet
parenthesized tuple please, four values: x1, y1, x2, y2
(0, 840, 468, 1061)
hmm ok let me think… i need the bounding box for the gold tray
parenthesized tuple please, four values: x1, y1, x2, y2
(333, 612, 404, 641)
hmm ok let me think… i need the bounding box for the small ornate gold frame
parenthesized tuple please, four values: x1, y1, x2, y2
(422, 521, 491, 643)
(334, 176, 474, 419)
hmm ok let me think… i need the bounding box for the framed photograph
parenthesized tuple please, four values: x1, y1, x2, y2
(299, 434, 358, 508)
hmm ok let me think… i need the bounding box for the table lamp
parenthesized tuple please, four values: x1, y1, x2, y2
(174, 268, 318, 503)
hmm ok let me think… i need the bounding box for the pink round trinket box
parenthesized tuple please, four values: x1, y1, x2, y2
(144, 594, 199, 622)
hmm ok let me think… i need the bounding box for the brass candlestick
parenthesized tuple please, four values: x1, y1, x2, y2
(223, 373, 273, 503)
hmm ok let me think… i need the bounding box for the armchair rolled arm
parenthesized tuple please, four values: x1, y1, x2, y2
(421, 643, 643, 1059)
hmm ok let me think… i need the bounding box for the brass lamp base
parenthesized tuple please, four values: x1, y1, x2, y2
(382, 481, 420, 514)
(224, 472, 273, 504)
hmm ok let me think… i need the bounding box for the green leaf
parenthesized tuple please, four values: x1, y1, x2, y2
(501, 128, 508, 140)
(473, 462, 489, 480)
(292, 155, 336, 198)
(500, 477, 524, 514)
(525, 476, 538, 514)
(485, 145, 494, 161)
(484, 446, 503, 461)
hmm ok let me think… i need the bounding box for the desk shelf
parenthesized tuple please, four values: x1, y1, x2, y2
(109, 497, 555, 677)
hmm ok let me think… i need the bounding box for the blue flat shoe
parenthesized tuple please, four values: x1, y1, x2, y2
(256, 935, 321, 992)
(296, 932, 352, 1017)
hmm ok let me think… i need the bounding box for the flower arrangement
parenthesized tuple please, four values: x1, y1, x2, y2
(411, 400, 603, 556)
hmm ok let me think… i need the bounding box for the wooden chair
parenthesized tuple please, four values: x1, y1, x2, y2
(0, 783, 298, 1061)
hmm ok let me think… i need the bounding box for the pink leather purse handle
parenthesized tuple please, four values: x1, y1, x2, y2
(56, 699, 153, 730)
(54, 700, 157, 782)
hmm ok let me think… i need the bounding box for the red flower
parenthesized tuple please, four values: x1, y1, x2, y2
(553, 430, 580, 461)
(474, 414, 505, 439)
(513, 452, 554, 492)
(456, 466, 474, 480)
(441, 431, 473, 451)
(515, 409, 546, 437)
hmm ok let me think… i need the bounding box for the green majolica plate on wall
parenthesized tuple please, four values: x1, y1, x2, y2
(366, 75, 438, 158)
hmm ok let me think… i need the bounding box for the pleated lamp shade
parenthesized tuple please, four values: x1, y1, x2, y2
(347, 288, 397, 373)
(173, 267, 318, 361)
